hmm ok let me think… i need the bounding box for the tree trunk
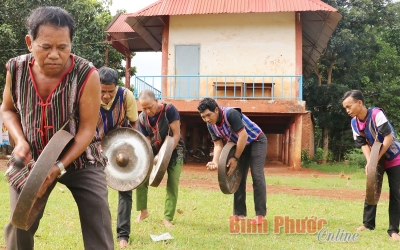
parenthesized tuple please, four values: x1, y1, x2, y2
(322, 124, 329, 163)
(327, 62, 334, 84)
(314, 63, 322, 86)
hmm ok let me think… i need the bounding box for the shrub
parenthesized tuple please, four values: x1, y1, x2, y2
(301, 149, 312, 164)
(345, 148, 366, 168)
(314, 147, 324, 161)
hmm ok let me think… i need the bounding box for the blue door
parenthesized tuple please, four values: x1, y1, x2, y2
(175, 45, 200, 98)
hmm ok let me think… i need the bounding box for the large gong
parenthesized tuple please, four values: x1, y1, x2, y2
(149, 136, 174, 187)
(366, 141, 384, 205)
(218, 142, 244, 194)
(12, 130, 74, 230)
(102, 128, 153, 191)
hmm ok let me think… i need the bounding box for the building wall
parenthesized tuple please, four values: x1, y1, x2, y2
(167, 12, 297, 98)
(266, 134, 282, 161)
(301, 112, 315, 158)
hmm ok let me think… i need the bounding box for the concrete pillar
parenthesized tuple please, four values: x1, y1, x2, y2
(180, 120, 187, 146)
(293, 114, 303, 170)
(192, 127, 199, 152)
(276, 134, 281, 161)
(202, 131, 208, 150)
(280, 134, 284, 162)
(284, 129, 289, 165)
(289, 123, 295, 168)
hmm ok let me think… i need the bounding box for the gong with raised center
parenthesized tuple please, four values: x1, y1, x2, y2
(366, 141, 384, 205)
(101, 128, 153, 191)
(149, 136, 174, 187)
(218, 142, 244, 194)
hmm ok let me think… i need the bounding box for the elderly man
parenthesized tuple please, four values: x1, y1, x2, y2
(2, 6, 113, 249)
(135, 89, 185, 228)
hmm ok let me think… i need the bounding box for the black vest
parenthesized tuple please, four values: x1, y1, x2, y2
(139, 102, 185, 158)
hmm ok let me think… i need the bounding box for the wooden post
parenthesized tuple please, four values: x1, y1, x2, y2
(125, 54, 131, 89)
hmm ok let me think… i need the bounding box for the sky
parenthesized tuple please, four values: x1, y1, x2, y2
(109, 0, 161, 77)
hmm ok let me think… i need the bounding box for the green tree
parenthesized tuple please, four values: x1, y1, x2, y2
(305, 0, 400, 161)
(0, 0, 129, 99)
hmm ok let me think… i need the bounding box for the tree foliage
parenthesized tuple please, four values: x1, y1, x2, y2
(0, 0, 133, 98)
(305, 0, 400, 161)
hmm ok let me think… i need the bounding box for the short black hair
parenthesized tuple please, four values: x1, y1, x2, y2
(98, 67, 118, 85)
(26, 6, 76, 42)
(342, 90, 364, 104)
(198, 98, 219, 113)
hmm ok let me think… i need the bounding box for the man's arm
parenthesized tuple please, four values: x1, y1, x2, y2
(206, 139, 223, 170)
(130, 120, 138, 130)
(379, 133, 393, 159)
(125, 89, 138, 130)
(361, 144, 371, 175)
(0, 71, 32, 163)
(233, 129, 248, 159)
(169, 120, 181, 149)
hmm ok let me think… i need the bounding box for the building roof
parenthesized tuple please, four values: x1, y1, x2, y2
(135, 0, 337, 16)
(105, 0, 342, 77)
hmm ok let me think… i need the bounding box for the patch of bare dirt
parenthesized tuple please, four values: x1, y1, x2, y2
(0, 158, 386, 202)
(0, 159, 8, 171)
(173, 162, 389, 202)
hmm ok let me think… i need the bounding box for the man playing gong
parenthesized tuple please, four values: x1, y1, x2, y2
(135, 89, 185, 227)
(342, 90, 400, 239)
(197, 97, 268, 224)
(2, 6, 114, 249)
(96, 66, 138, 248)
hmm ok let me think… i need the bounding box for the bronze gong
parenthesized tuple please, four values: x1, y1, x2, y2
(12, 130, 74, 230)
(218, 142, 244, 194)
(149, 136, 174, 187)
(101, 128, 153, 191)
(366, 141, 384, 205)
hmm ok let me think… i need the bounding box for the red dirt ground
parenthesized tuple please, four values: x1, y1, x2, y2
(172, 161, 389, 202)
(0, 159, 388, 202)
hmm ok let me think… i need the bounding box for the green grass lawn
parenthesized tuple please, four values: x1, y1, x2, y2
(0, 163, 398, 249)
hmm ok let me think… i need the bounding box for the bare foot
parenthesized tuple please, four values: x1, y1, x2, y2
(356, 225, 369, 231)
(391, 233, 400, 240)
(163, 219, 174, 227)
(250, 216, 265, 225)
(228, 215, 246, 221)
(119, 239, 128, 248)
(135, 210, 149, 223)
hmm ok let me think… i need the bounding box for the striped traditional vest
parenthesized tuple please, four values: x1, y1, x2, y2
(138, 102, 184, 155)
(209, 106, 262, 145)
(96, 86, 130, 139)
(5, 54, 106, 191)
(7, 53, 105, 168)
(351, 107, 400, 161)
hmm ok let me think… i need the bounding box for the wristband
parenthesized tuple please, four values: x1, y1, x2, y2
(56, 161, 66, 178)
(232, 156, 240, 162)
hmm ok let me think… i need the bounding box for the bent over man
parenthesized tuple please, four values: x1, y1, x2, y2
(135, 89, 185, 228)
(197, 97, 267, 224)
(96, 66, 138, 248)
(342, 90, 400, 240)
